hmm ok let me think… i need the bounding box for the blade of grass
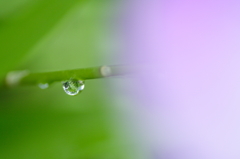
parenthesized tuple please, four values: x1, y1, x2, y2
(5, 65, 128, 87)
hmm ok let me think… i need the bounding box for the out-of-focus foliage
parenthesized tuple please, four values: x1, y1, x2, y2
(0, 0, 85, 79)
(0, 0, 138, 158)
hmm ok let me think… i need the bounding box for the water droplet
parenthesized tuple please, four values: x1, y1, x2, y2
(6, 70, 29, 87)
(62, 79, 85, 96)
(38, 83, 49, 89)
(100, 65, 112, 77)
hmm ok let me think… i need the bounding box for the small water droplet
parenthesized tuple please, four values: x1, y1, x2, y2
(38, 83, 49, 89)
(100, 65, 112, 77)
(62, 79, 85, 96)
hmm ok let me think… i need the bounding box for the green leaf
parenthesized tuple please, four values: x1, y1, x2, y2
(0, 0, 85, 79)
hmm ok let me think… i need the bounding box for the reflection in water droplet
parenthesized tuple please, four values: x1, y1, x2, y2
(62, 79, 85, 96)
(38, 83, 49, 89)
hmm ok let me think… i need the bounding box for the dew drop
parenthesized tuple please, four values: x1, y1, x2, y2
(62, 79, 85, 96)
(38, 83, 49, 89)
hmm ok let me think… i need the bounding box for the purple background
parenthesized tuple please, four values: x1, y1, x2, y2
(125, 0, 240, 158)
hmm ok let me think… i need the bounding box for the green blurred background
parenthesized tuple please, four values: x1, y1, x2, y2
(0, 0, 141, 158)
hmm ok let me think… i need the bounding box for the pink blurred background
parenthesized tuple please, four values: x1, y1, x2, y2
(125, 0, 240, 158)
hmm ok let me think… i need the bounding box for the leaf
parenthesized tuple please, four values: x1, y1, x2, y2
(0, 0, 85, 79)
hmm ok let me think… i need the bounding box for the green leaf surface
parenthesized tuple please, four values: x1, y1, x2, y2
(0, 0, 84, 79)
(0, 0, 140, 159)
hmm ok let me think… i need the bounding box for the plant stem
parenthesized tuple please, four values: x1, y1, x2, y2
(5, 65, 127, 87)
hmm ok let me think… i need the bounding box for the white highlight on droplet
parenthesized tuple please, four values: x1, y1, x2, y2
(6, 70, 29, 87)
(38, 83, 49, 89)
(100, 65, 112, 77)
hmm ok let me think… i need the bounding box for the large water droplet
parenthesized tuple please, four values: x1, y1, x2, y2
(38, 83, 49, 89)
(62, 79, 85, 96)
